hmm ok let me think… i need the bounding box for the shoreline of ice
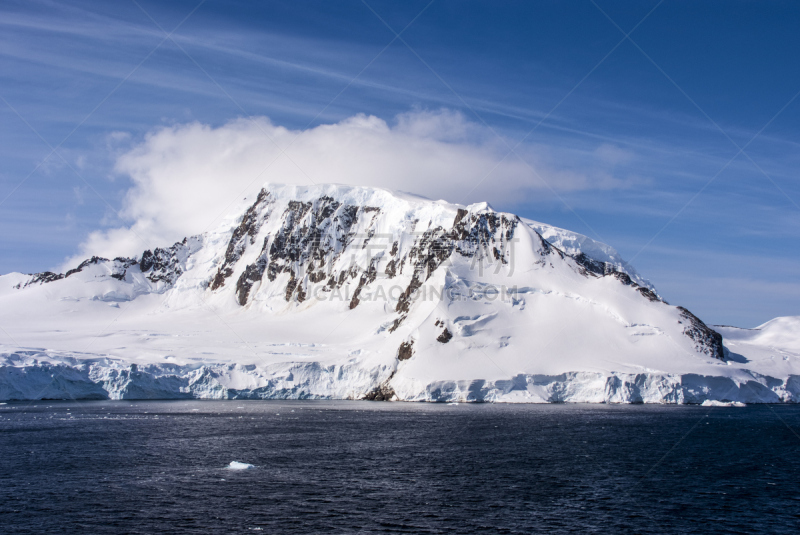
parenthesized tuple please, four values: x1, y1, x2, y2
(1, 353, 797, 404)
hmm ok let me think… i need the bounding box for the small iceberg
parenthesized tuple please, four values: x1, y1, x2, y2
(701, 400, 746, 407)
(227, 461, 256, 470)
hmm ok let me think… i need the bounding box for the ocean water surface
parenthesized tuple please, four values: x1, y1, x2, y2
(1, 401, 798, 534)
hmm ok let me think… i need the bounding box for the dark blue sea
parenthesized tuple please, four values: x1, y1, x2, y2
(1, 401, 799, 534)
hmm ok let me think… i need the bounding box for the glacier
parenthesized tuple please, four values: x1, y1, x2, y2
(0, 183, 797, 403)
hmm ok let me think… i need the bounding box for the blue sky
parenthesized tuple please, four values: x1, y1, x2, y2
(1, 0, 798, 327)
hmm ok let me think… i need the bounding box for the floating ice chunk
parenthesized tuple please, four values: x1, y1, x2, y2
(701, 400, 746, 407)
(227, 461, 255, 470)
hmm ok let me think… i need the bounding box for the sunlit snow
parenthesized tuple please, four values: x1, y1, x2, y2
(0, 184, 797, 403)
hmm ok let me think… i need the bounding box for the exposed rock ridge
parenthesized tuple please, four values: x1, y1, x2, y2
(211, 188, 274, 291)
(17, 256, 138, 288)
(18, 240, 192, 289)
(570, 252, 663, 303)
(362, 371, 397, 401)
(230, 194, 370, 306)
(391, 211, 520, 330)
(677, 306, 725, 361)
(139, 238, 193, 284)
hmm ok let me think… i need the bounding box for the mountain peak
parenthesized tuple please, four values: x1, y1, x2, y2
(1, 183, 795, 403)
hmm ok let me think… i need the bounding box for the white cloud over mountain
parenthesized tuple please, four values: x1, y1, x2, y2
(68, 109, 632, 265)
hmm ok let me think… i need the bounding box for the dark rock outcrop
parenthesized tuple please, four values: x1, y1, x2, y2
(572, 252, 664, 303)
(20, 271, 64, 287)
(211, 189, 272, 291)
(234, 195, 370, 305)
(437, 328, 453, 344)
(235, 257, 268, 306)
(398, 341, 414, 361)
(140, 239, 190, 284)
(677, 306, 725, 361)
(363, 378, 397, 401)
(65, 256, 109, 278)
(19, 256, 137, 288)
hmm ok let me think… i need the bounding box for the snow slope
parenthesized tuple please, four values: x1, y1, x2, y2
(0, 183, 797, 403)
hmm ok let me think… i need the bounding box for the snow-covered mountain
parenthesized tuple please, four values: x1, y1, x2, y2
(1, 184, 797, 402)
